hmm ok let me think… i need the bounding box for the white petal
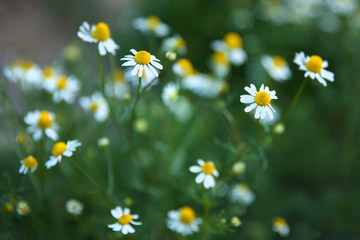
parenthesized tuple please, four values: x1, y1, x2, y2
(137, 65, 144, 77)
(260, 107, 267, 119)
(108, 223, 122, 231)
(111, 207, 123, 218)
(254, 107, 261, 119)
(131, 65, 140, 76)
(150, 60, 163, 70)
(244, 86, 256, 96)
(131, 220, 142, 225)
(45, 128, 58, 141)
(204, 175, 215, 189)
(122, 60, 137, 67)
(189, 166, 202, 173)
(195, 173, 205, 184)
(130, 49, 137, 55)
(321, 69, 334, 82)
(265, 106, 274, 119)
(244, 102, 257, 112)
(98, 42, 107, 56)
(197, 159, 205, 166)
(316, 74, 327, 87)
(123, 208, 130, 214)
(240, 95, 254, 104)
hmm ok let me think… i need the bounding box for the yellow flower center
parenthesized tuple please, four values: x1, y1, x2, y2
(22, 61, 34, 70)
(213, 51, 229, 64)
(118, 214, 133, 225)
(19, 204, 29, 213)
(169, 90, 178, 101)
(177, 59, 195, 76)
(273, 56, 286, 67)
(176, 38, 186, 49)
(52, 142, 67, 157)
(305, 55, 323, 74)
(113, 69, 125, 83)
(43, 67, 54, 78)
(179, 206, 196, 224)
(57, 76, 67, 89)
(92, 22, 111, 42)
(90, 103, 99, 112)
(37, 111, 53, 129)
(5, 203, 14, 212)
(201, 162, 215, 175)
(23, 156, 38, 168)
(224, 32, 243, 49)
(273, 217, 287, 228)
(71, 204, 78, 210)
(134, 51, 151, 65)
(147, 15, 161, 29)
(255, 91, 271, 106)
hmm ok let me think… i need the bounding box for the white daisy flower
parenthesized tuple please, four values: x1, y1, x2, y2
(272, 217, 290, 237)
(240, 84, 278, 120)
(182, 73, 225, 98)
(79, 92, 109, 122)
(261, 55, 292, 82)
(167, 206, 202, 236)
(132, 15, 170, 37)
(211, 32, 247, 66)
(45, 140, 81, 169)
(41, 66, 61, 90)
(77, 21, 119, 56)
(162, 82, 179, 106)
(16, 201, 30, 216)
(161, 35, 187, 55)
(189, 159, 219, 189)
(327, 0, 357, 15)
(3, 60, 42, 90)
(210, 51, 231, 78)
(293, 51, 334, 87)
(107, 206, 142, 234)
(46, 75, 80, 103)
(105, 69, 131, 99)
(229, 183, 255, 206)
(232, 161, 246, 175)
(231, 216, 242, 227)
(66, 199, 84, 216)
(173, 58, 196, 77)
(24, 110, 59, 141)
(121, 49, 163, 79)
(19, 156, 38, 174)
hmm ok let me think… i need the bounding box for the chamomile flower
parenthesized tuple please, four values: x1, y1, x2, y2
(77, 21, 119, 56)
(173, 58, 196, 77)
(231, 217, 242, 227)
(189, 159, 219, 189)
(161, 35, 187, 55)
(107, 206, 142, 234)
(132, 15, 170, 37)
(19, 156, 38, 174)
(162, 82, 179, 107)
(211, 32, 247, 66)
(294, 52, 334, 87)
(41, 66, 59, 88)
(121, 49, 163, 79)
(261, 55, 291, 82)
(79, 92, 109, 122)
(24, 110, 59, 141)
(327, 0, 357, 15)
(210, 51, 231, 78)
(45, 140, 81, 169)
(167, 206, 202, 236)
(3, 60, 42, 90)
(46, 75, 80, 103)
(182, 73, 224, 98)
(105, 69, 130, 99)
(240, 84, 278, 120)
(16, 201, 30, 216)
(232, 161, 246, 175)
(272, 217, 290, 237)
(66, 199, 84, 216)
(229, 183, 255, 206)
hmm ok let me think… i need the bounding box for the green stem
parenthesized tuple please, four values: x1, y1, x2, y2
(201, 186, 210, 240)
(105, 148, 114, 196)
(222, 109, 241, 147)
(256, 119, 261, 146)
(97, 51, 105, 96)
(129, 77, 142, 138)
(68, 158, 113, 207)
(282, 77, 309, 122)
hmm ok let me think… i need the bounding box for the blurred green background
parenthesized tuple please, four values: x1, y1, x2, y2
(1, 0, 360, 239)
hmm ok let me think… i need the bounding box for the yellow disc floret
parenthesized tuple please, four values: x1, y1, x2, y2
(201, 162, 216, 175)
(147, 16, 161, 29)
(90, 103, 99, 112)
(213, 51, 229, 64)
(224, 32, 243, 49)
(255, 91, 271, 106)
(134, 51, 151, 65)
(92, 22, 111, 41)
(176, 38, 186, 49)
(23, 156, 38, 168)
(305, 55, 323, 73)
(57, 76, 67, 89)
(43, 67, 54, 78)
(22, 61, 34, 70)
(52, 142, 67, 157)
(118, 214, 133, 225)
(273, 217, 287, 227)
(273, 56, 286, 68)
(37, 111, 53, 129)
(179, 206, 196, 224)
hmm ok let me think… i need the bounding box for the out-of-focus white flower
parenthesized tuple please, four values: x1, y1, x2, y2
(24, 110, 59, 141)
(45, 75, 80, 103)
(272, 217, 290, 237)
(327, 0, 357, 15)
(167, 206, 202, 236)
(173, 58, 196, 77)
(261, 55, 291, 82)
(182, 73, 224, 98)
(229, 183, 255, 206)
(3, 60, 42, 90)
(211, 32, 247, 66)
(189, 159, 219, 189)
(161, 35, 187, 55)
(45, 140, 81, 169)
(132, 16, 170, 37)
(232, 161, 246, 175)
(77, 21, 119, 56)
(162, 82, 179, 107)
(165, 51, 177, 61)
(16, 201, 30, 216)
(294, 52, 334, 87)
(210, 51, 231, 78)
(107, 206, 142, 234)
(19, 156, 38, 174)
(66, 199, 84, 215)
(105, 69, 131, 99)
(79, 92, 109, 122)
(231, 216, 242, 227)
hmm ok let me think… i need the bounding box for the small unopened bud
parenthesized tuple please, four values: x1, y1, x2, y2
(5, 202, 14, 212)
(124, 197, 133, 206)
(134, 118, 148, 133)
(232, 161, 246, 175)
(98, 137, 110, 148)
(166, 51, 177, 61)
(273, 123, 285, 135)
(231, 216, 241, 227)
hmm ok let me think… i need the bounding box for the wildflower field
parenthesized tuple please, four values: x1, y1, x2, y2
(1, 0, 360, 239)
